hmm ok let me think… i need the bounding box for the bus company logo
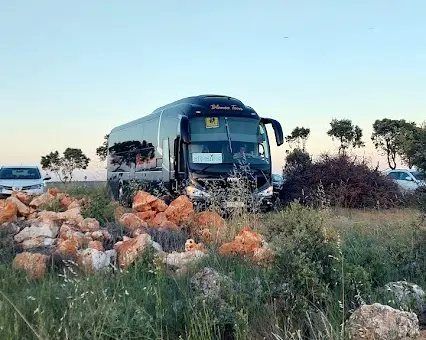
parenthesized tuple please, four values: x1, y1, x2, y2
(210, 104, 243, 111)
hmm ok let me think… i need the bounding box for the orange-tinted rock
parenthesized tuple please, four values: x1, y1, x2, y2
(11, 191, 31, 205)
(192, 211, 227, 244)
(59, 224, 92, 247)
(29, 193, 55, 209)
(218, 226, 266, 259)
(67, 200, 81, 210)
(48, 187, 60, 197)
(132, 191, 157, 212)
(149, 212, 178, 230)
(114, 204, 125, 220)
(6, 196, 31, 217)
(12, 252, 48, 280)
(115, 234, 152, 270)
(88, 240, 104, 252)
(234, 226, 264, 249)
(151, 212, 167, 226)
(136, 210, 157, 222)
(119, 213, 147, 231)
(0, 200, 18, 224)
(185, 239, 205, 252)
(150, 199, 168, 213)
(252, 246, 275, 266)
(58, 194, 74, 209)
(194, 211, 225, 228)
(164, 195, 194, 225)
(218, 240, 250, 257)
(56, 208, 84, 225)
(90, 230, 112, 243)
(160, 220, 179, 230)
(131, 228, 147, 237)
(56, 238, 79, 257)
(79, 218, 100, 233)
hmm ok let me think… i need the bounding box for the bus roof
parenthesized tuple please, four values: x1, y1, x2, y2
(110, 94, 258, 134)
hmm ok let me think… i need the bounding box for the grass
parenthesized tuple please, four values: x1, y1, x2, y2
(1, 183, 426, 339)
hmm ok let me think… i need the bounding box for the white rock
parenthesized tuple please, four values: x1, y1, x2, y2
(78, 248, 117, 272)
(347, 303, 419, 340)
(14, 220, 59, 243)
(163, 250, 207, 268)
(152, 241, 163, 253)
(21, 237, 56, 250)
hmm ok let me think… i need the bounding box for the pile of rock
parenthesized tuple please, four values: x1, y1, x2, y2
(1, 189, 273, 279)
(119, 191, 196, 233)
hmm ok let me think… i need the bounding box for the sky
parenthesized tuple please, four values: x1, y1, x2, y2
(1, 1, 425, 180)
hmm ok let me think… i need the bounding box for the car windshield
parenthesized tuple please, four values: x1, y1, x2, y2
(412, 171, 425, 181)
(188, 116, 270, 170)
(0, 167, 41, 180)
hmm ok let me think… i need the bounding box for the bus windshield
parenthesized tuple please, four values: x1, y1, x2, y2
(188, 116, 270, 171)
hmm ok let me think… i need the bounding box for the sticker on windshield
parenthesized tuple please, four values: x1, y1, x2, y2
(192, 153, 223, 164)
(205, 117, 219, 129)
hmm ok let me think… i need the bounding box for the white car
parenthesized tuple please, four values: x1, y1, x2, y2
(383, 168, 425, 193)
(0, 165, 51, 198)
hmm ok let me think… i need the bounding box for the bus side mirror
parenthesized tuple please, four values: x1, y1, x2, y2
(261, 118, 284, 146)
(179, 116, 191, 144)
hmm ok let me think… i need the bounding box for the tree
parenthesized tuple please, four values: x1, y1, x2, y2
(96, 134, 109, 162)
(327, 119, 364, 155)
(371, 119, 416, 170)
(398, 123, 426, 171)
(41, 148, 90, 183)
(285, 127, 311, 151)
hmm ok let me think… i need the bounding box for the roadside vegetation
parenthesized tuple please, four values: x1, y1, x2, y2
(1, 117, 425, 339)
(1, 164, 426, 340)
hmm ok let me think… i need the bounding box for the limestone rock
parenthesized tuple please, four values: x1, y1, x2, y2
(13, 252, 49, 279)
(6, 196, 31, 217)
(163, 249, 207, 269)
(0, 200, 18, 224)
(21, 237, 56, 250)
(14, 220, 59, 243)
(119, 213, 147, 232)
(164, 195, 194, 225)
(77, 248, 117, 272)
(132, 191, 157, 212)
(29, 193, 55, 209)
(79, 218, 100, 233)
(385, 281, 426, 324)
(11, 191, 31, 205)
(347, 303, 419, 340)
(190, 267, 230, 299)
(115, 233, 152, 270)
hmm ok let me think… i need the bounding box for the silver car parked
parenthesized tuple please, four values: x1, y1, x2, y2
(0, 165, 51, 198)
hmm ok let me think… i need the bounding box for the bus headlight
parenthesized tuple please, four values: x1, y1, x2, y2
(258, 186, 273, 197)
(186, 185, 209, 198)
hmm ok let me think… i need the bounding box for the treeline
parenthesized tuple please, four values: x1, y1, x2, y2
(279, 118, 426, 210)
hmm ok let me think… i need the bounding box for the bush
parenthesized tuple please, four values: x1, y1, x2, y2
(260, 203, 372, 336)
(280, 153, 402, 209)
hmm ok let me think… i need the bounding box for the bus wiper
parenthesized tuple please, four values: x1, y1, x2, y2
(199, 163, 236, 174)
(224, 117, 233, 153)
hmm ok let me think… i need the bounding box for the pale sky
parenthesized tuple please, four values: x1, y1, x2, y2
(1, 1, 425, 180)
